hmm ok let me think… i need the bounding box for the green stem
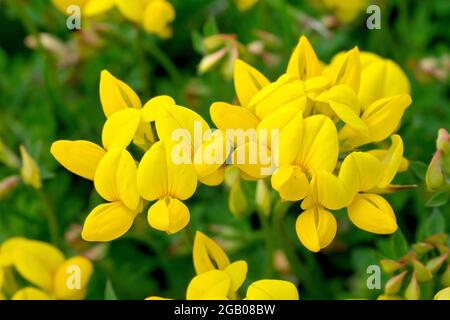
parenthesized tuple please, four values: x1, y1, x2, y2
(37, 189, 59, 245)
(136, 29, 152, 98)
(144, 40, 182, 85)
(257, 210, 275, 277)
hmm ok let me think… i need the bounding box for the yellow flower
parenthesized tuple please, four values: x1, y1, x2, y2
(320, 0, 369, 23)
(235, 0, 259, 11)
(0, 237, 93, 300)
(52, 0, 175, 38)
(147, 231, 299, 300)
(434, 287, 450, 300)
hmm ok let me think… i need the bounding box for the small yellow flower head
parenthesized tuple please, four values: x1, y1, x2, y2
(148, 231, 299, 300)
(0, 237, 93, 300)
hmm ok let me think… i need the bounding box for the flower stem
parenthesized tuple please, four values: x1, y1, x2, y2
(257, 209, 275, 277)
(37, 189, 59, 245)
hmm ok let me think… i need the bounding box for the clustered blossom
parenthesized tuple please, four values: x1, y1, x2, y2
(0, 237, 92, 300)
(50, 35, 412, 257)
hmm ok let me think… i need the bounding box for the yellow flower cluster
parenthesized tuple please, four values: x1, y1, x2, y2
(0, 237, 92, 300)
(52, 0, 175, 38)
(51, 35, 412, 255)
(147, 232, 299, 300)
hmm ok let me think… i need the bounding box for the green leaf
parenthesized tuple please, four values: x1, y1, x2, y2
(191, 31, 204, 53)
(391, 230, 409, 258)
(203, 16, 219, 36)
(425, 209, 446, 236)
(425, 191, 449, 207)
(104, 280, 118, 300)
(409, 161, 428, 181)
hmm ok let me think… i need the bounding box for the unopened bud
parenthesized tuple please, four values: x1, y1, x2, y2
(202, 35, 227, 52)
(404, 273, 420, 300)
(413, 259, 433, 282)
(380, 259, 404, 274)
(228, 179, 250, 218)
(425, 151, 444, 191)
(255, 179, 271, 216)
(20, 145, 41, 189)
(198, 48, 227, 74)
(426, 253, 448, 273)
(425, 234, 448, 246)
(412, 242, 434, 256)
(436, 128, 450, 154)
(441, 266, 450, 287)
(0, 175, 20, 199)
(385, 271, 408, 295)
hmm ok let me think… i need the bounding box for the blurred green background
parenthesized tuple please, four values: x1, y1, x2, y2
(0, 0, 449, 299)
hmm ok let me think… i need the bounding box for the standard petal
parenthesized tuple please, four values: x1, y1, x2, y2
(295, 207, 337, 252)
(147, 197, 190, 234)
(271, 166, 309, 201)
(297, 115, 339, 173)
(53, 256, 93, 300)
(347, 193, 398, 234)
(326, 47, 361, 93)
(7, 238, 65, 292)
(223, 261, 248, 294)
(81, 202, 138, 241)
(186, 270, 231, 300)
(210, 102, 260, 131)
(101, 108, 141, 150)
(233, 59, 270, 107)
(286, 35, 322, 80)
(99, 70, 141, 118)
(377, 135, 403, 188)
(245, 280, 299, 300)
(50, 140, 105, 180)
(193, 231, 230, 274)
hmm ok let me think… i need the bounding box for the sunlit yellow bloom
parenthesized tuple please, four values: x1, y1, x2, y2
(0, 237, 93, 300)
(52, 0, 175, 38)
(319, 0, 369, 23)
(147, 231, 299, 300)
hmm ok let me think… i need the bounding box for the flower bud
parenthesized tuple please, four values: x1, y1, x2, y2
(380, 259, 404, 274)
(0, 175, 20, 199)
(385, 271, 408, 295)
(404, 273, 420, 300)
(412, 259, 433, 282)
(425, 151, 444, 191)
(20, 145, 42, 189)
(441, 266, 450, 287)
(228, 179, 250, 218)
(425, 234, 448, 246)
(426, 253, 448, 273)
(198, 48, 227, 74)
(255, 179, 271, 216)
(436, 128, 450, 154)
(412, 242, 434, 256)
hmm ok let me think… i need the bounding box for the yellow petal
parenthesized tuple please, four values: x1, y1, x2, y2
(186, 270, 231, 300)
(326, 47, 361, 92)
(286, 35, 322, 80)
(347, 193, 397, 234)
(223, 261, 248, 293)
(52, 0, 89, 14)
(377, 135, 403, 188)
(50, 140, 106, 180)
(193, 231, 230, 274)
(198, 166, 226, 186)
(114, 0, 148, 23)
(233, 59, 270, 107)
(434, 287, 450, 300)
(81, 202, 138, 241)
(295, 207, 337, 252)
(137, 141, 197, 201)
(102, 108, 141, 150)
(296, 115, 339, 174)
(306, 171, 354, 210)
(232, 141, 272, 179)
(99, 70, 141, 118)
(145, 296, 172, 300)
(53, 256, 93, 300)
(19, 145, 41, 189)
(141, 95, 176, 122)
(340, 94, 412, 147)
(147, 197, 190, 234)
(366, 149, 409, 172)
(271, 166, 309, 201)
(6, 238, 65, 292)
(142, 0, 175, 38)
(84, 0, 114, 16)
(12, 287, 52, 300)
(249, 74, 306, 119)
(210, 102, 260, 131)
(194, 130, 232, 177)
(359, 52, 410, 108)
(245, 280, 299, 300)
(339, 151, 382, 193)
